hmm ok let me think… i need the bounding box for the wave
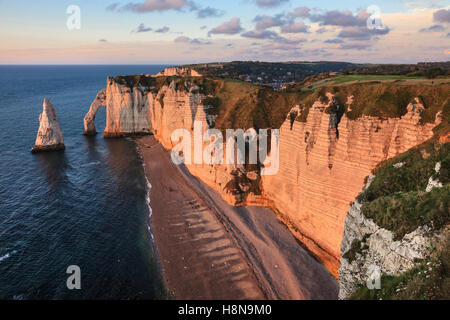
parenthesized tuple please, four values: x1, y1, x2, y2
(0, 250, 17, 263)
(79, 161, 101, 168)
(136, 144, 155, 241)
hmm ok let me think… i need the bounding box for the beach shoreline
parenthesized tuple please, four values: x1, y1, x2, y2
(137, 136, 338, 300)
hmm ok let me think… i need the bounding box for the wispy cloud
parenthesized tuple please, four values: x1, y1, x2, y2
(155, 26, 170, 33)
(337, 26, 390, 40)
(419, 24, 446, 32)
(252, 0, 289, 8)
(118, 0, 195, 13)
(197, 7, 225, 19)
(131, 23, 153, 33)
(174, 36, 212, 45)
(280, 21, 309, 33)
(208, 18, 244, 36)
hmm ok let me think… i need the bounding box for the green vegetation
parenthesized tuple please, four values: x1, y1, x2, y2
(202, 96, 221, 116)
(113, 75, 218, 96)
(329, 83, 449, 122)
(202, 80, 304, 131)
(332, 75, 424, 84)
(351, 237, 450, 300)
(355, 142, 450, 240)
(362, 186, 449, 241)
(359, 143, 450, 202)
(347, 62, 450, 78)
(343, 234, 370, 263)
(185, 61, 356, 84)
(114, 75, 449, 131)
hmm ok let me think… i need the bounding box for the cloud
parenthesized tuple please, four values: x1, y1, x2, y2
(316, 27, 329, 34)
(337, 26, 390, 40)
(155, 26, 170, 33)
(98, 39, 108, 42)
(403, 0, 446, 8)
(433, 9, 450, 23)
(338, 43, 371, 50)
(287, 7, 310, 19)
(174, 36, 191, 42)
(280, 21, 309, 33)
(132, 23, 153, 33)
(324, 38, 344, 44)
(241, 29, 305, 47)
(241, 29, 283, 40)
(208, 18, 243, 36)
(252, 0, 289, 8)
(310, 9, 369, 27)
(120, 0, 195, 13)
(174, 36, 212, 45)
(200, 25, 207, 30)
(420, 24, 446, 32)
(197, 7, 225, 18)
(106, 3, 120, 11)
(253, 14, 285, 30)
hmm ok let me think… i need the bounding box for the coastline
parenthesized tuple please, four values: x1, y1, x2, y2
(137, 136, 338, 300)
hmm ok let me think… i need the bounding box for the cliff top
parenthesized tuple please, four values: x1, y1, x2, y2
(111, 74, 449, 136)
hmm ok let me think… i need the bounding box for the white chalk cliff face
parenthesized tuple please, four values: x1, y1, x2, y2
(32, 98, 65, 153)
(84, 77, 440, 277)
(154, 67, 202, 77)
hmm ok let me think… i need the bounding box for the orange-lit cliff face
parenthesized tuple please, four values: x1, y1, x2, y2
(262, 97, 439, 275)
(84, 78, 441, 276)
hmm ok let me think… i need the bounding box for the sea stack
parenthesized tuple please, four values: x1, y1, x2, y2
(31, 98, 65, 153)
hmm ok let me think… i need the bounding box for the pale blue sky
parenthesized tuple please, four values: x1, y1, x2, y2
(0, 0, 449, 64)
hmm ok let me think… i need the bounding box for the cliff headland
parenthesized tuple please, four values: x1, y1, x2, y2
(84, 64, 449, 299)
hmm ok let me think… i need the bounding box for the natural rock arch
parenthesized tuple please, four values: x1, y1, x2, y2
(83, 89, 106, 136)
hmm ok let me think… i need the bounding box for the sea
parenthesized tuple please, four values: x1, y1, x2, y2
(0, 65, 169, 300)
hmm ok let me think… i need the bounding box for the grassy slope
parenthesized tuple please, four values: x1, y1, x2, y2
(349, 119, 450, 300)
(332, 75, 425, 83)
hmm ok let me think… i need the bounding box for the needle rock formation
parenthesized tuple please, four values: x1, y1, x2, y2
(31, 98, 65, 153)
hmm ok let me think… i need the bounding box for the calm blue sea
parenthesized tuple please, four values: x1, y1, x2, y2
(0, 65, 169, 300)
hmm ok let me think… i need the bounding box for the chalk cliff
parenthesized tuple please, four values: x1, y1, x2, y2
(154, 67, 202, 77)
(32, 98, 65, 153)
(261, 96, 439, 275)
(84, 76, 446, 277)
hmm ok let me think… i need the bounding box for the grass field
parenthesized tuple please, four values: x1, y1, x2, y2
(332, 75, 425, 83)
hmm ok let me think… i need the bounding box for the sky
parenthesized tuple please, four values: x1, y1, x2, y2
(0, 0, 449, 64)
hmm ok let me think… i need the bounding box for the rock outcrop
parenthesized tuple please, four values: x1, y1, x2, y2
(154, 67, 202, 77)
(84, 77, 443, 276)
(337, 178, 435, 299)
(32, 98, 65, 153)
